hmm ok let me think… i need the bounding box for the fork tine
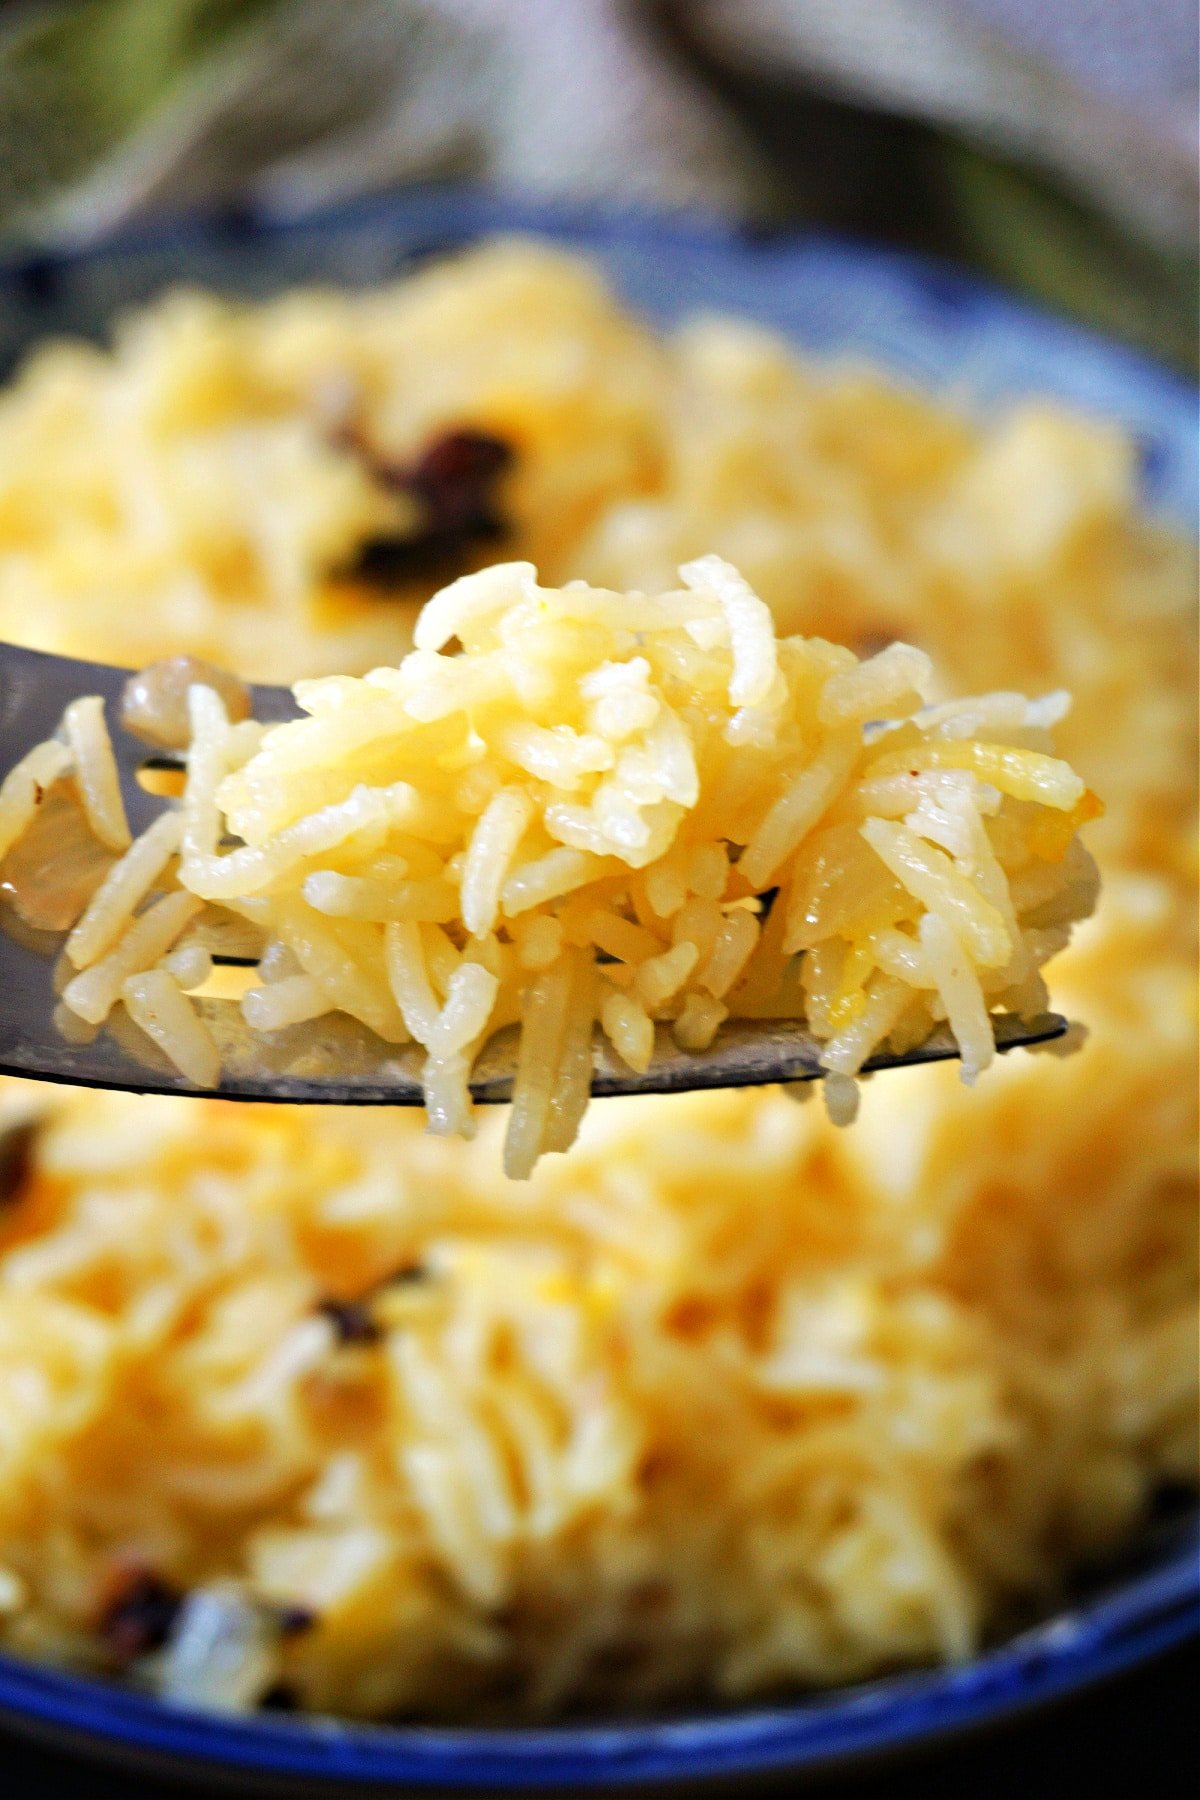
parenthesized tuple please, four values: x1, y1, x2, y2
(0, 944, 1067, 1104)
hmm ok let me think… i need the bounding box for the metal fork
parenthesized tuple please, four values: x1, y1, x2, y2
(0, 642, 1066, 1104)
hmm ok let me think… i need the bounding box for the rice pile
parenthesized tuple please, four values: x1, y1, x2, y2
(0, 243, 663, 681)
(4, 557, 1098, 1174)
(0, 240, 1194, 1718)
(0, 1023, 1192, 1717)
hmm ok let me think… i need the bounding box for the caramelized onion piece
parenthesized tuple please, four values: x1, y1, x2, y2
(0, 779, 115, 930)
(121, 656, 251, 750)
(157, 1583, 278, 1713)
(315, 1296, 382, 1345)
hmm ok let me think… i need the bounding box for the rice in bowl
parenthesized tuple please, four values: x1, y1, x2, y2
(0, 239, 1194, 1718)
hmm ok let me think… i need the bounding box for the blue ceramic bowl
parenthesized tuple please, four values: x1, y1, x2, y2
(0, 189, 1195, 1792)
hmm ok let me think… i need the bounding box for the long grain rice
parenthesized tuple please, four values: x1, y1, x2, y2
(66, 810, 183, 968)
(121, 968, 221, 1087)
(0, 244, 1190, 1725)
(0, 558, 1099, 1172)
(60, 890, 204, 1023)
(62, 697, 131, 851)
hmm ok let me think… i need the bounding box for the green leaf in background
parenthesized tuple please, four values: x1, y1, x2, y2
(0, 0, 285, 228)
(944, 144, 1199, 374)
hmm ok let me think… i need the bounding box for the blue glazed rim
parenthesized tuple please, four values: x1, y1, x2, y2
(0, 187, 1195, 1788)
(0, 1531, 1195, 1789)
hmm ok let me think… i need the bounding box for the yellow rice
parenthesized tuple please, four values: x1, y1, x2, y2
(0, 240, 1193, 1718)
(2, 557, 1098, 1175)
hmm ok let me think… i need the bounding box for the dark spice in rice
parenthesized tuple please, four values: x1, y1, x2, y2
(261, 1681, 301, 1711)
(274, 1603, 318, 1637)
(99, 1568, 184, 1665)
(339, 427, 515, 585)
(0, 1117, 41, 1207)
(384, 1261, 428, 1287)
(317, 1297, 383, 1346)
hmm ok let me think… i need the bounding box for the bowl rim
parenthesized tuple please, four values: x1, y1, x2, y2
(0, 184, 1195, 1788)
(0, 1541, 1194, 1788)
(0, 179, 1195, 403)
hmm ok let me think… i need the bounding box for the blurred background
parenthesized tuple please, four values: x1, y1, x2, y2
(0, 0, 1194, 366)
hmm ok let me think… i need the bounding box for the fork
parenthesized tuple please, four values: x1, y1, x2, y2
(0, 642, 1067, 1104)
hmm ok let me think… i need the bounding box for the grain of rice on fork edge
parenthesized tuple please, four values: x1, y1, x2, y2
(0, 556, 1102, 1175)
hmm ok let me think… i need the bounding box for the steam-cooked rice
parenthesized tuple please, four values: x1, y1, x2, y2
(0, 240, 1194, 1719)
(0, 558, 1099, 1174)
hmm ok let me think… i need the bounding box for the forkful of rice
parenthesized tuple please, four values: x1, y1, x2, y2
(0, 557, 1100, 1175)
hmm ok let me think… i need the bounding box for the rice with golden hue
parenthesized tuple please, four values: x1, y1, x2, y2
(0, 244, 663, 682)
(0, 240, 1194, 1716)
(7, 557, 1098, 1173)
(0, 943, 1192, 1719)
